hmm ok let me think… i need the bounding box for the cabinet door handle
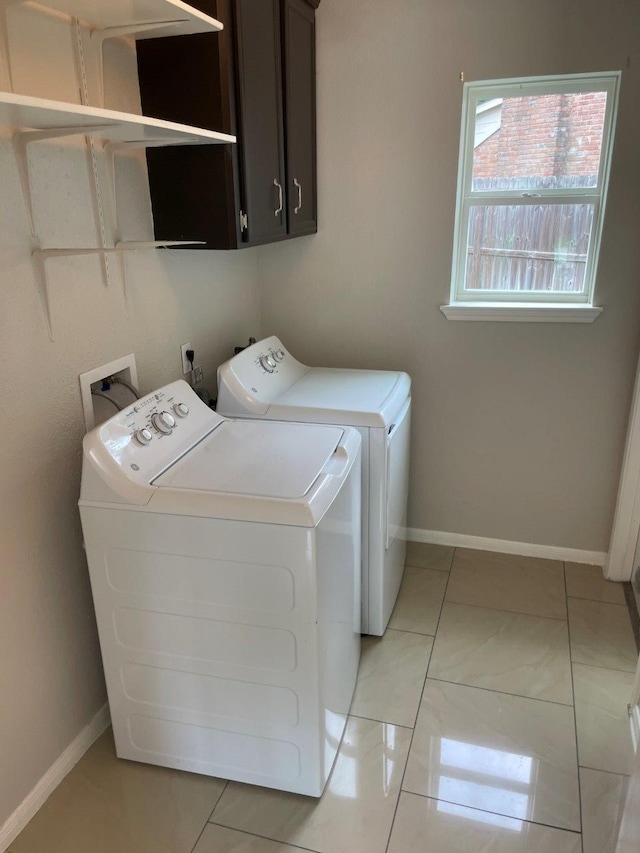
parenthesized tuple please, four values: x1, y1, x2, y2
(273, 178, 283, 217)
(294, 178, 302, 214)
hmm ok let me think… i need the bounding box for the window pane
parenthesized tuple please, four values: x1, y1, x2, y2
(472, 92, 608, 191)
(465, 203, 595, 294)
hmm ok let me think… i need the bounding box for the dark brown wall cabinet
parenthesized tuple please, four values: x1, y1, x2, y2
(137, 0, 319, 249)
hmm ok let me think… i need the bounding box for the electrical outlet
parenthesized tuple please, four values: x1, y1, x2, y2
(193, 365, 204, 384)
(180, 343, 193, 375)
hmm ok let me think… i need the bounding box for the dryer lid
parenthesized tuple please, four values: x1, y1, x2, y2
(153, 420, 344, 499)
(269, 368, 411, 428)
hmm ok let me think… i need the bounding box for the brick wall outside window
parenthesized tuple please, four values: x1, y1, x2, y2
(473, 92, 607, 180)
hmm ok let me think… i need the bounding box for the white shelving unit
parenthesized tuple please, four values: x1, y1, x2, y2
(1, 0, 223, 92)
(0, 0, 234, 339)
(11, 0, 223, 37)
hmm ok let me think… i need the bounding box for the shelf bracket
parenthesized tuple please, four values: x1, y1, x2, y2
(0, 0, 28, 92)
(32, 245, 124, 341)
(30, 246, 53, 341)
(13, 124, 116, 239)
(115, 241, 204, 249)
(32, 242, 203, 338)
(89, 20, 185, 107)
(115, 240, 204, 314)
(103, 137, 204, 231)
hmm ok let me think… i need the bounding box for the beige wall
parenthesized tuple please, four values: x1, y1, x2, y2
(258, 0, 640, 551)
(0, 8, 260, 827)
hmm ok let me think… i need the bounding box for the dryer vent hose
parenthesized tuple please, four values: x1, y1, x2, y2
(234, 337, 256, 355)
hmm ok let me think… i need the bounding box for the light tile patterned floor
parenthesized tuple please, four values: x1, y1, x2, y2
(9, 544, 638, 853)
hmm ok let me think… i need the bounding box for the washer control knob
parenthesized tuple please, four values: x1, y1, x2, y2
(152, 411, 176, 434)
(173, 402, 189, 418)
(272, 349, 285, 362)
(259, 355, 277, 373)
(133, 428, 153, 446)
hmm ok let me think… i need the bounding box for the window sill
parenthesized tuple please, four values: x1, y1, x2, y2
(440, 303, 603, 323)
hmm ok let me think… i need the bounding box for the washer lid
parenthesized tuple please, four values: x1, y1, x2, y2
(270, 368, 411, 428)
(153, 420, 344, 499)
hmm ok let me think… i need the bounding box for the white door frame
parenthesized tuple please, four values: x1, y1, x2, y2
(607, 351, 640, 581)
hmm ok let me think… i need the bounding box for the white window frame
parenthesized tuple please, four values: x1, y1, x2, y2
(442, 72, 621, 323)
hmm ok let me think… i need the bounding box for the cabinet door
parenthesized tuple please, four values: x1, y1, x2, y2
(283, 0, 317, 236)
(235, 0, 287, 244)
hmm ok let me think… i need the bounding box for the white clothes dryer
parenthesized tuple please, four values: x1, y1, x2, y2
(79, 380, 361, 797)
(217, 336, 411, 636)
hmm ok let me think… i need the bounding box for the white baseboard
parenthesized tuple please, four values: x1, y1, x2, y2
(0, 703, 110, 852)
(406, 527, 607, 566)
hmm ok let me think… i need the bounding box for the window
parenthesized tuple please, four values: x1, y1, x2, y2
(444, 72, 620, 322)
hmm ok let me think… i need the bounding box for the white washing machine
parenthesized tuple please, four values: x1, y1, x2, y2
(217, 336, 411, 636)
(79, 380, 361, 797)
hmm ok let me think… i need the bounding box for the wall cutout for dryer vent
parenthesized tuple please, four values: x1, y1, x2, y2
(79, 353, 139, 432)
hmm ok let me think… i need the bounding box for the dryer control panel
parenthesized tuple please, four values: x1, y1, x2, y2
(217, 336, 309, 416)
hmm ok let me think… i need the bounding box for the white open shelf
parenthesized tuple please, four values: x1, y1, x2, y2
(0, 91, 228, 339)
(0, 90, 235, 144)
(5, 0, 223, 39)
(1, 0, 224, 95)
(0, 1, 231, 340)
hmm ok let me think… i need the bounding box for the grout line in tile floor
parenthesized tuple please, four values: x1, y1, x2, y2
(382, 547, 457, 853)
(401, 790, 584, 838)
(417, 548, 456, 724)
(348, 712, 414, 729)
(188, 780, 228, 853)
(563, 560, 584, 852)
(570, 592, 630, 605)
(578, 763, 632, 779)
(404, 565, 451, 573)
(569, 659, 637, 676)
(384, 626, 435, 638)
(567, 595, 632, 609)
(207, 821, 320, 853)
(424, 675, 575, 708)
(438, 597, 569, 622)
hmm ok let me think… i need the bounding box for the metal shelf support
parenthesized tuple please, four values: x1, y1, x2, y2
(0, 0, 27, 91)
(89, 21, 182, 107)
(32, 241, 203, 339)
(13, 124, 114, 238)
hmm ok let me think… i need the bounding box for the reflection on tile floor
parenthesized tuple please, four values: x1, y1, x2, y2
(403, 679, 580, 830)
(9, 549, 638, 853)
